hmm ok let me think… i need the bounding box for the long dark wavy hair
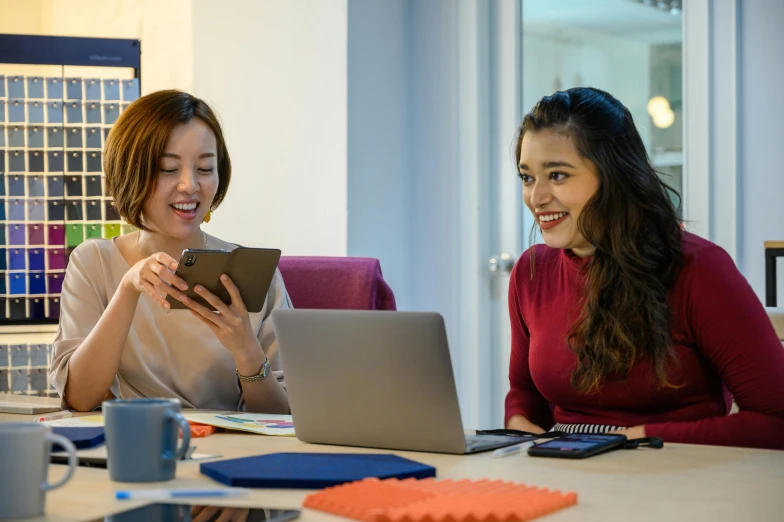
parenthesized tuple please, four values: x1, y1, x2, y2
(515, 87, 684, 393)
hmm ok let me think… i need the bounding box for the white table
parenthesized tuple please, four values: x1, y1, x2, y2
(1, 409, 782, 521)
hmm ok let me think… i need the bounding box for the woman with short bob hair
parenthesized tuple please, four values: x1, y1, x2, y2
(506, 87, 784, 449)
(50, 90, 291, 413)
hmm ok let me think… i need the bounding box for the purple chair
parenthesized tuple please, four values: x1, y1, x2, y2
(277, 256, 397, 311)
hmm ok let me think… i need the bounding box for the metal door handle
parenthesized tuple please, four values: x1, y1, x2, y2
(488, 252, 515, 276)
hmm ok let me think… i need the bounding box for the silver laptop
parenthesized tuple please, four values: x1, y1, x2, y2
(272, 309, 532, 454)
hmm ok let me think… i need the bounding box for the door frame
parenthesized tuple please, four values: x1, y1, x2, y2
(683, 0, 740, 262)
(454, 0, 522, 429)
(453, 0, 739, 430)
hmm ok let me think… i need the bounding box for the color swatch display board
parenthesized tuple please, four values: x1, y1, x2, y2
(0, 343, 53, 395)
(0, 34, 141, 325)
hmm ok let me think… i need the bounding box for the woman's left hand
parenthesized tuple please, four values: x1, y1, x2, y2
(185, 274, 262, 363)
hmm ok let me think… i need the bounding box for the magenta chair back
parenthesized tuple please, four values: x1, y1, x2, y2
(277, 256, 397, 311)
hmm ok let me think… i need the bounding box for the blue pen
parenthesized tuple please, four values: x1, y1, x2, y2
(116, 488, 251, 501)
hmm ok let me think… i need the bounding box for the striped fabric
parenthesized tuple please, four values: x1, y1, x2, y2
(552, 422, 627, 434)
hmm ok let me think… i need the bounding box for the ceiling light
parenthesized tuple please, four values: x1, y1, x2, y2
(653, 109, 675, 129)
(647, 96, 671, 118)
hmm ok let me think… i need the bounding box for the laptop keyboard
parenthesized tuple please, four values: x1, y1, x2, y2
(465, 433, 532, 452)
(465, 439, 485, 450)
(464, 434, 504, 450)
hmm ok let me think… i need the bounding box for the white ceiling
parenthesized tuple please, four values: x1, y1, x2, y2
(523, 0, 682, 44)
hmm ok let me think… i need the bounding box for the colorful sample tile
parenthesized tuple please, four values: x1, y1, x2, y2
(48, 224, 65, 245)
(47, 273, 63, 294)
(28, 224, 45, 244)
(66, 224, 84, 247)
(104, 223, 121, 239)
(28, 248, 45, 271)
(0, 68, 134, 325)
(85, 224, 102, 240)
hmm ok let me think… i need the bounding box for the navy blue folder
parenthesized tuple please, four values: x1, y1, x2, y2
(200, 452, 436, 489)
(51, 427, 105, 452)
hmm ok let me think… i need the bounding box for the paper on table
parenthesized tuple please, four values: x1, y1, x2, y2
(183, 413, 296, 437)
(50, 444, 221, 467)
(44, 414, 104, 427)
(45, 412, 296, 437)
(0, 393, 62, 415)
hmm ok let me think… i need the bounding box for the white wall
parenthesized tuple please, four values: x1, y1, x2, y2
(0, 0, 194, 93)
(0, 0, 44, 33)
(346, 0, 461, 318)
(192, 0, 348, 256)
(738, 0, 784, 302)
(0, 0, 192, 87)
(43, 0, 193, 93)
(405, 0, 460, 322)
(347, 0, 474, 416)
(346, 0, 411, 307)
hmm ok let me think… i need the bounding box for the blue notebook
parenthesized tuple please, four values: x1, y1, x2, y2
(51, 427, 105, 452)
(200, 452, 436, 489)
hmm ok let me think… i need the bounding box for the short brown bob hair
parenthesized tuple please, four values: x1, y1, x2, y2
(104, 90, 231, 231)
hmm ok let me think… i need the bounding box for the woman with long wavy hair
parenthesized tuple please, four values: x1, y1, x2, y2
(505, 87, 784, 449)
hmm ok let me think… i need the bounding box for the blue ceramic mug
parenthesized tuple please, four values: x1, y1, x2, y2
(0, 423, 77, 520)
(103, 398, 191, 482)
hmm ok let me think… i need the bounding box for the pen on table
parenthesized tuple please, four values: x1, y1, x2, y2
(492, 441, 535, 458)
(36, 410, 73, 423)
(116, 488, 251, 501)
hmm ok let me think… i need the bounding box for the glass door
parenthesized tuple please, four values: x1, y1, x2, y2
(483, 0, 683, 428)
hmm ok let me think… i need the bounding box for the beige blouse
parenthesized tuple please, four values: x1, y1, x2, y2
(49, 238, 292, 411)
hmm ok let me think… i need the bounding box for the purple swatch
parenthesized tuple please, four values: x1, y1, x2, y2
(47, 298, 61, 319)
(47, 248, 66, 270)
(47, 273, 63, 294)
(29, 224, 45, 245)
(48, 225, 65, 245)
(9, 224, 25, 245)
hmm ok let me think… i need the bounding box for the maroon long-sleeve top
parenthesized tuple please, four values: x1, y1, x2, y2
(505, 232, 784, 449)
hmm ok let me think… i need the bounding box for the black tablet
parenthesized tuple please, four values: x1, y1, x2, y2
(94, 503, 300, 522)
(166, 247, 281, 313)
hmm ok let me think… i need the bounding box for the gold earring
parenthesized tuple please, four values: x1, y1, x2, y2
(203, 210, 211, 223)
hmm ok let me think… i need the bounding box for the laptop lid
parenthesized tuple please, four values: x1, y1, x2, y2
(272, 310, 468, 454)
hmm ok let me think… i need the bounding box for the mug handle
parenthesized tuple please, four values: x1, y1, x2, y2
(42, 433, 77, 491)
(162, 410, 192, 462)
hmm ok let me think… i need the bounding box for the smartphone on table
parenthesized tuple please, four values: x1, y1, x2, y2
(95, 503, 300, 522)
(166, 247, 281, 313)
(527, 433, 627, 459)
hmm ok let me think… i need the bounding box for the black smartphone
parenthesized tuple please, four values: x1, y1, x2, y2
(527, 433, 627, 459)
(94, 503, 300, 522)
(166, 247, 281, 314)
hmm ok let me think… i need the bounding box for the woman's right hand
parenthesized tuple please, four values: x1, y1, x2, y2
(121, 252, 190, 309)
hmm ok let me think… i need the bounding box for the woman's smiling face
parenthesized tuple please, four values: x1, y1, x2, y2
(518, 130, 600, 258)
(142, 119, 219, 238)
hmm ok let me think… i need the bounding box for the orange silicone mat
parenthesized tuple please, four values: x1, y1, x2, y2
(303, 477, 578, 522)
